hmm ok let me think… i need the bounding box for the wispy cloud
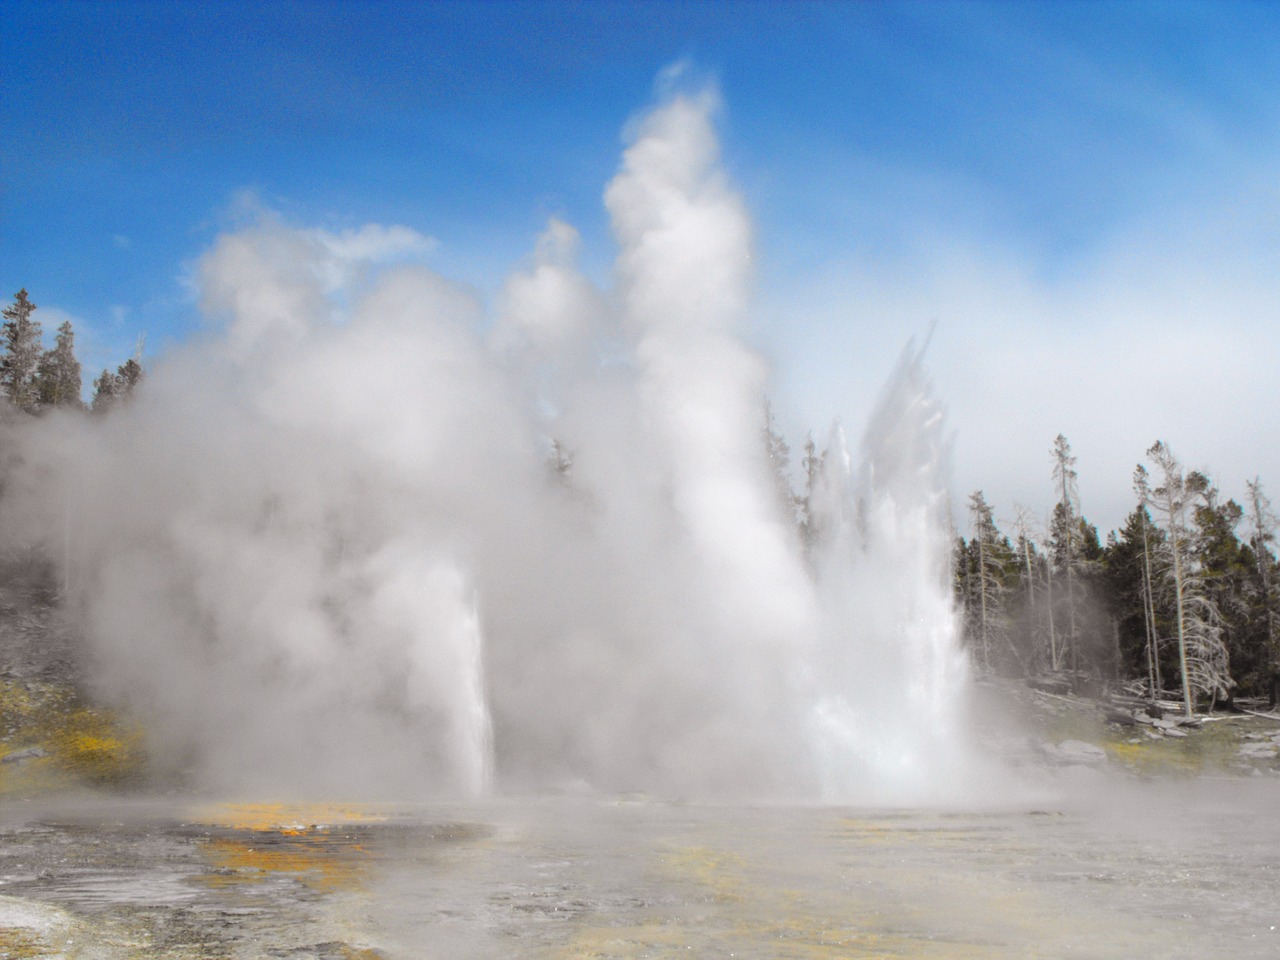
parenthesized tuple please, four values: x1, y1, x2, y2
(310, 223, 438, 264)
(769, 162, 1280, 534)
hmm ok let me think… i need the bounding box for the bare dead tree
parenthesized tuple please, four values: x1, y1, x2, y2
(1132, 465, 1163, 698)
(1141, 442, 1233, 716)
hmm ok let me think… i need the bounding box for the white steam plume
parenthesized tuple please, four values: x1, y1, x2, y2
(0, 80, 978, 802)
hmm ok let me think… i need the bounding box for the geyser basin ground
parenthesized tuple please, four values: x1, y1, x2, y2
(2, 786, 1278, 960)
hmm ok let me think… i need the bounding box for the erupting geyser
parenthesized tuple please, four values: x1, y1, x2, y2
(0, 80, 977, 802)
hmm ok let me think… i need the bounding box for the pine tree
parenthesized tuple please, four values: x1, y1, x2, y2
(965, 490, 1015, 673)
(1, 289, 43, 411)
(91, 368, 120, 412)
(1141, 441, 1233, 716)
(1007, 506, 1052, 674)
(117, 357, 143, 395)
(761, 398, 797, 527)
(797, 433, 824, 556)
(1245, 479, 1280, 703)
(1107, 482, 1165, 697)
(1193, 488, 1255, 701)
(91, 354, 145, 413)
(35, 320, 83, 409)
(1049, 434, 1083, 672)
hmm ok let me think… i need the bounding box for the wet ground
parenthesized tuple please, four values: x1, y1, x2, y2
(1, 782, 1278, 959)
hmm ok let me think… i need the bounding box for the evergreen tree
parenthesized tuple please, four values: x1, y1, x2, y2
(1105, 492, 1165, 697)
(1044, 436, 1110, 678)
(797, 433, 824, 557)
(953, 531, 970, 615)
(1049, 434, 1084, 672)
(1141, 441, 1233, 716)
(91, 368, 120, 412)
(1007, 507, 1052, 674)
(35, 320, 83, 409)
(1194, 487, 1259, 700)
(761, 398, 797, 527)
(1, 289, 43, 411)
(91, 354, 145, 413)
(1057, 507, 1112, 679)
(964, 491, 1016, 674)
(1245, 479, 1280, 703)
(117, 356, 143, 394)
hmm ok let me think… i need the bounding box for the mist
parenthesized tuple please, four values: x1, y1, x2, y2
(0, 87, 983, 803)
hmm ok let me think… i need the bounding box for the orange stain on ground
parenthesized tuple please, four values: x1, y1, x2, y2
(187, 801, 392, 832)
(199, 834, 369, 893)
(189, 802, 388, 894)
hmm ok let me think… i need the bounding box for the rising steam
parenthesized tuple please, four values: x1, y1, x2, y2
(0, 82, 976, 802)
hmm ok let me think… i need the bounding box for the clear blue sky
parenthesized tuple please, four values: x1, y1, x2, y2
(5, 0, 1280, 532)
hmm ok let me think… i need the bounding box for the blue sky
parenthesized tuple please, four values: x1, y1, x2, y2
(5, 0, 1280, 533)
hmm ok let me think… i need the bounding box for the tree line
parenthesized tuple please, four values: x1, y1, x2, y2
(955, 434, 1278, 716)
(1, 289, 143, 414)
(761, 407, 1278, 717)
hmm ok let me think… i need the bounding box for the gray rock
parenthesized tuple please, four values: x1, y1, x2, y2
(1239, 742, 1278, 758)
(1039, 739, 1109, 766)
(2, 746, 48, 764)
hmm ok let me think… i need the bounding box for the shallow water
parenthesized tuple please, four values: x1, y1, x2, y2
(1, 782, 1278, 959)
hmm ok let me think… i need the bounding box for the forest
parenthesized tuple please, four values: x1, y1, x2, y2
(953, 434, 1279, 713)
(765, 410, 1280, 720)
(6, 287, 1278, 720)
(0, 289, 142, 414)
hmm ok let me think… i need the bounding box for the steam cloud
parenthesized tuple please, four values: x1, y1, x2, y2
(1, 83, 975, 802)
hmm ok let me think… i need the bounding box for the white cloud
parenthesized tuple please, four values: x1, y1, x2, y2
(769, 171, 1280, 536)
(195, 218, 443, 352)
(31, 304, 81, 334)
(310, 223, 438, 264)
(307, 224, 439, 298)
(491, 217, 604, 356)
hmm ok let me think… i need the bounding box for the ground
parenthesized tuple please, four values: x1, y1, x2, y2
(0, 552, 148, 796)
(972, 674, 1280, 779)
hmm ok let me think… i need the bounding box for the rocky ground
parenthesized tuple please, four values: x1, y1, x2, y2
(0, 553, 146, 797)
(972, 673, 1280, 781)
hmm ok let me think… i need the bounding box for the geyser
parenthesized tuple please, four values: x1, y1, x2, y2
(0, 82, 975, 802)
